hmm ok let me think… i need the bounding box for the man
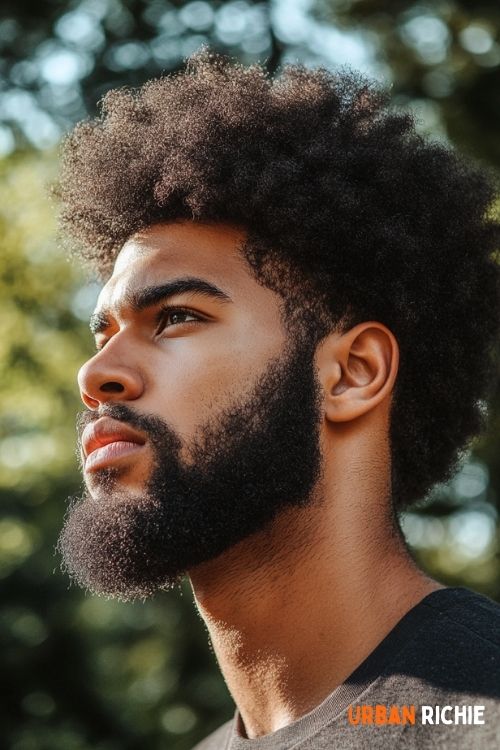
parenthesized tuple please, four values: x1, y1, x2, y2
(56, 49, 500, 748)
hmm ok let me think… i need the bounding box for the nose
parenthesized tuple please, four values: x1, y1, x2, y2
(78, 348, 144, 410)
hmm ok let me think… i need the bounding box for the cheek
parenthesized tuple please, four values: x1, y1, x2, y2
(141, 339, 266, 440)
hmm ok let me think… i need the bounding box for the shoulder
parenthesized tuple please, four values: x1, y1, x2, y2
(190, 717, 234, 750)
(422, 586, 500, 641)
(389, 587, 500, 696)
(416, 586, 500, 655)
(328, 589, 500, 748)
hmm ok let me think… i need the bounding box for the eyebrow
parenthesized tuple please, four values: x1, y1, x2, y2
(89, 277, 232, 335)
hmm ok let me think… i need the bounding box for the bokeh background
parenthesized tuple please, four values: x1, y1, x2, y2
(1, 1, 499, 748)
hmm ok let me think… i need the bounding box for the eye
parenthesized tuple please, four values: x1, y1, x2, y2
(156, 306, 202, 334)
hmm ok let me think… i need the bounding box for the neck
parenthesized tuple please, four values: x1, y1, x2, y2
(188, 429, 441, 738)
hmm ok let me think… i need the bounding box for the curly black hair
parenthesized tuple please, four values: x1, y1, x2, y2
(55, 48, 500, 512)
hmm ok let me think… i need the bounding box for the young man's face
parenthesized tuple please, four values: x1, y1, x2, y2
(58, 222, 324, 600)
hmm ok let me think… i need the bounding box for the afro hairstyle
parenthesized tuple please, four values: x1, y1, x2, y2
(56, 48, 500, 512)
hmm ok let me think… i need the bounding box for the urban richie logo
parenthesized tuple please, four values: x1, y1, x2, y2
(347, 705, 486, 726)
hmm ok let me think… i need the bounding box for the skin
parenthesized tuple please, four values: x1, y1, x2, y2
(78, 220, 442, 739)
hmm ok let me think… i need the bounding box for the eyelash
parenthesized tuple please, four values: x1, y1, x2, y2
(95, 306, 203, 351)
(155, 305, 203, 334)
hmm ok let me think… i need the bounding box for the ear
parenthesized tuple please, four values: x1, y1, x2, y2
(316, 322, 399, 423)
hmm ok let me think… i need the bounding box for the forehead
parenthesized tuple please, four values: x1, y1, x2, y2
(98, 221, 255, 309)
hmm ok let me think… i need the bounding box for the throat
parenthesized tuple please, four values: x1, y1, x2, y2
(189, 502, 440, 739)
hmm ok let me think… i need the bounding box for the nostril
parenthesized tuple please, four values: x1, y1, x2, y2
(100, 381, 125, 393)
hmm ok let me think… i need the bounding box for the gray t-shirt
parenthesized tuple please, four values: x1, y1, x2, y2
(192, 587, 500, 749)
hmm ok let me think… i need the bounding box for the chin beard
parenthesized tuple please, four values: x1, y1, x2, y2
(57, 335, 324, 601)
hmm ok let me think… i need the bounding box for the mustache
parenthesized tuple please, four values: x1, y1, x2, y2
(75, 403, 181, 462)
(76, 401, 142, 434)
(75, 405, 143, 471)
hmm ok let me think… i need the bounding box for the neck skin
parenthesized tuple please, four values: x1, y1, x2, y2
(188, 406, 442, 739)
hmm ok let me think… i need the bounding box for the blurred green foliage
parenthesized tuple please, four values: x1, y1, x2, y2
(317, 0, 500, 164)
(0, 1, 499, 749)
(0, 151, 234, 749)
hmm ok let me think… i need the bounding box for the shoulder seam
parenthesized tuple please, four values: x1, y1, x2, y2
(421, 602, 500, 651)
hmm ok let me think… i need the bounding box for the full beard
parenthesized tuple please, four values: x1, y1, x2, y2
(57, 335, 324, 601)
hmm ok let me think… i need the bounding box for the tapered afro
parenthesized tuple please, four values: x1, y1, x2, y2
(56, 48, 500, 511)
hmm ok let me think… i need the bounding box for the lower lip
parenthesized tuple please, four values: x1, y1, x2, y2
(84, 441, 145, 472)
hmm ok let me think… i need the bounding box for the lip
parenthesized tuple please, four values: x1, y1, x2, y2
(82, 416, 146, 472)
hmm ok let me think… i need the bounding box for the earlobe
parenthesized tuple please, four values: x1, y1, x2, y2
(317, 322, 399, 423)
